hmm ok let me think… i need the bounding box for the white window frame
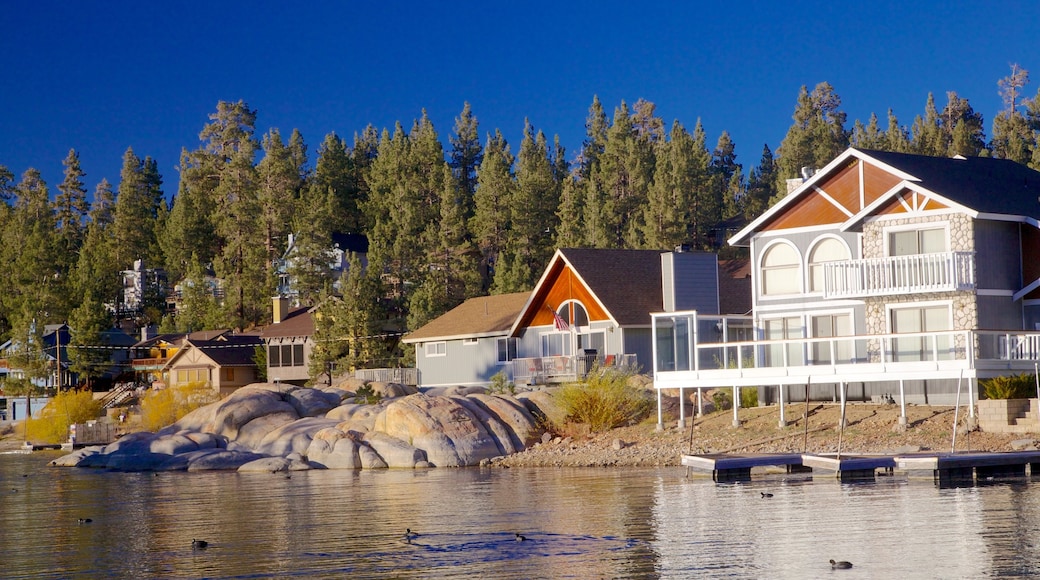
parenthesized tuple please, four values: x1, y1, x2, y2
(425, 341, 446, 357)
(496, 337, 518, 364)
(882, 222, 950, 257)
(806, 235, 852, 294)
(462, 338, 478, 346)
(758, 240, 803, 298)
(885, 300, 954, 362)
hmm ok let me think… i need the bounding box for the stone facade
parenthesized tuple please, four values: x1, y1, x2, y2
(861, 212, 977, 335)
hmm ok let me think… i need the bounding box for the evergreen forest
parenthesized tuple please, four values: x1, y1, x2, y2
(4, 65, 1040, 379)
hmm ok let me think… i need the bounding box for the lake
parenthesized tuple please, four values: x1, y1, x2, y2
(2, 451, 1038, 579)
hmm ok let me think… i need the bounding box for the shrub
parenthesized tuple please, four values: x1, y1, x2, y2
(25, 389, 102, 444)
(354, 384, 382, 405)
(981, 373, 1037, 400)
(553, 366, 652, 432)
(487, 371, 515, 395)
(140, 381, 220, 432)
(712, 389, 732, 411)
(740, 387, 759, 409)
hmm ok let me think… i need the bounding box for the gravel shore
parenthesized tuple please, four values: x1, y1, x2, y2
(493, 403, 1031, 468)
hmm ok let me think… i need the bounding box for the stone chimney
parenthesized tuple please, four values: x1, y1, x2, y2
(273, 296, 291, 324)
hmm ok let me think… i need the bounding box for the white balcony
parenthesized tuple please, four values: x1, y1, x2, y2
(821, 252, 975, 299)
(651, 309, 1040, 390)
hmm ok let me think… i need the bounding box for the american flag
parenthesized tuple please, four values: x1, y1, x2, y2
(549, 306, 569, 331)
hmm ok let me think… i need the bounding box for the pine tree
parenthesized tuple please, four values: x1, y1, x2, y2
(256, 128, 301, 269)
(991, 65, 1033, 164)
(161, 147, 220, 281)
(309, 254, 390, 379)
(910, 93, 947, 156)
(711, 131, 743, 221)
(743, 144, 776, 219)
(775, 83, 849, 193)
(449, 102, 482, 220)
(289, 183, 337, 306)
(498, 120, 557, 290)
(66, 294, 113, 388)
(884, 109, 910, 153)
(686, 120, 716, 248)
(642, 120, 694, 249)
(940, 92, 986, 156)
(54, 149, 89, 258)
(7, 169, 63, 323)
(471, 130, 515, 291)
(111, 147, 164, 270)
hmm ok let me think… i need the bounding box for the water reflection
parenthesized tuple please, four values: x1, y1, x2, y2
(4, 453, 1040, 578)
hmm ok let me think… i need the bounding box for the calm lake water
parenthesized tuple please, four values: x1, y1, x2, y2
(2, 451, 1039, 579)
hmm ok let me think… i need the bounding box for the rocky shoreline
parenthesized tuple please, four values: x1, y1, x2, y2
(4, 382, 1036, 470)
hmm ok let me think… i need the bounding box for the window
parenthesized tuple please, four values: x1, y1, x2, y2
(425, 342, 446, 357)
(292, 344, 304, 367)
(890, 304, 952, 361)
(764, 316, 803, 366)
(761, 243, 801, 296)
(810, 314, 852, 364)
(281, 344, 293, 367)
(890, 228, 946, 256)
(269, 345, 281, 367)
(568, 302, 589, 327)
(497, 337, 518, 363)
(541, 333, 572, 357)
(463, 338, 479, 346)
(808, 238, 850, 293)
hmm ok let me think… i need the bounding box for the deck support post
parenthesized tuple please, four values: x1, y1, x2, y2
(697, 388, 703, 417)
(778, 384, 786, 428)
(678, 386, 685, 430)
(732, 385, 741, 428)
(898, 379, 908, 426)
(968, 378, 976, 420)
(839, 382, 847, 429)
(656, 389, 663, 432)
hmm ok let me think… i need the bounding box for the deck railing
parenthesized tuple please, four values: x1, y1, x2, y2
(822, 251, 975, 299)
(354, 367, 420, 386)
(511, 354, 638, 385)
(652, 310, 1040, 387)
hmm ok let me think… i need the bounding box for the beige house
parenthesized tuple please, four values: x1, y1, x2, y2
(261, 297, 316, 386)
(163, 334, 263, 396)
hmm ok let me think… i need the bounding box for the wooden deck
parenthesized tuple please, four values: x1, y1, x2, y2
(683, 450, 1040, 485)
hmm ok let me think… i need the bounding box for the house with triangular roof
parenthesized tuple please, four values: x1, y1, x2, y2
(651, 147, 1040, 428)
(405, 248, 748, 387)
(163, 333, 263, 396)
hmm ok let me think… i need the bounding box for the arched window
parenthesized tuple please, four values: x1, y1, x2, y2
(564, 302, 589, 327)
(761, 243, 801, 296)
(808, 238, 850, 293)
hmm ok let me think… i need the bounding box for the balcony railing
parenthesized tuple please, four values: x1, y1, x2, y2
(511, 354, 638, 385)
(821, 251, 975, 299)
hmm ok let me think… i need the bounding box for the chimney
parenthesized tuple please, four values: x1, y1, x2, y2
(800, 166, 815, 180)
(273, 296, 290, 324)
(785, 178, 804, 195)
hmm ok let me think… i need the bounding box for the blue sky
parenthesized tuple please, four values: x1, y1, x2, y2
(3, 1, 1040, 196)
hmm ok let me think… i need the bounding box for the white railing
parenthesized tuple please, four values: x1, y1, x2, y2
(822, 252, 975, 299)
(652, 313, 1040, 376)
(511, 354, 638, 384)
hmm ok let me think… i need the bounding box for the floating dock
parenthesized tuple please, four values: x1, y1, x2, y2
(683, 451, 1040, 485)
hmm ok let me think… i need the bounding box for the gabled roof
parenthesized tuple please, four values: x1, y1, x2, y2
(260, 306, 315, 339)
(402, 292, 530, 343)
(164, 334, 263, 369)
(730, 147, 1040, 245)
(512, 248, 666, 332)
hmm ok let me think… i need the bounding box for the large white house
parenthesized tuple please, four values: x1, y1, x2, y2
(651, 147, 1040, 428)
